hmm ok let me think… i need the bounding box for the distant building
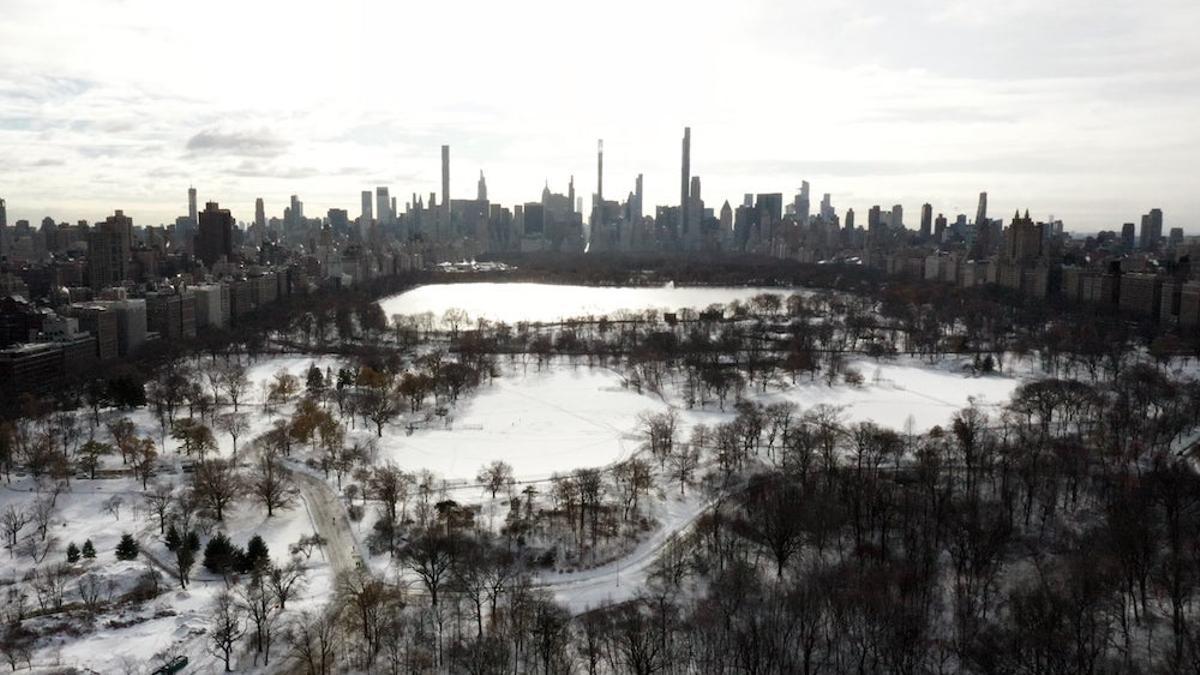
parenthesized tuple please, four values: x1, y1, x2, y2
(1139, 208, 1163, 250)
(191, 283, 230, 329)
(376, 187, 391, 226)
(1119, 273, 1163, 318)
(87, 211, 133, 289)
(1121, 222, 1137, 250)
(360, 191, 373, 238)
(64, 303, 118, 361)
(196, 202, 233, 267)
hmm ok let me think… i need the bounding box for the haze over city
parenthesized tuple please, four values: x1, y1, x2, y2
(2, 0, 1199, 230)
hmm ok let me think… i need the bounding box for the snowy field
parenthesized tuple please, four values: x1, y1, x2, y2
(367, 356, 1021, 481)
(378, 283, 794, 325)
(115, 351, 1021, 480)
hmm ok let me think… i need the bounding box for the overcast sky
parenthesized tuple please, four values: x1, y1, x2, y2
(1, 0, 1197, 232)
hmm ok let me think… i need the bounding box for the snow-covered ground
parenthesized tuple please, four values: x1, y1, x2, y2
(0, 471, 333, 673)
(376, 356, 1020, 481)
(380, 366, 658, 480)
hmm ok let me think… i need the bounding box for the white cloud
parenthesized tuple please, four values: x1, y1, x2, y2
(0, 0, 1196, 231)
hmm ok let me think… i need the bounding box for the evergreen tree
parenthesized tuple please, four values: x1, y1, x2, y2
(203, 532, 244, 574)
(184, 529, 201, 553)
(245, 534, 270, 573)
(115, 533, 140, 561)
(81, 539, 96, 559)
(164, 523, 181, 551)
(66, 542, 80, 563)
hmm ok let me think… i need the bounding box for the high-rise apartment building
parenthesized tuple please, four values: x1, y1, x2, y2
(87, 211, 133, 289)
(196, 202, 233, 267)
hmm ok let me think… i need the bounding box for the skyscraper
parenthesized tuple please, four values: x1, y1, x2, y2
(441, 145, 451, 234)
(376, 187, 390, 225)
(597, 139, 604, 204)
(868, 205, 882, 232)
(680, 127, 691, 239)
(360, 190, 373, 238)
(196, 202, 233, 268)
(920, 203, 933, 240)
(187, 187, 197, 225)
(793, 181, 811, 223)
(254, 198, 266, 229)
(1139, 208, 1163, 250)
(975, 192, 988, 227)
(289, 195, 303, 226)
(634, 174, 644, 220)
(845, 208, 855, 231)
(891, 204, 904, 230)
(1121, 222, 1136, 250)
(934, 214, 947, 242)
(820, 192, 834, 222)
(477, 171, 488, 201)
(0, 197, 6, 258)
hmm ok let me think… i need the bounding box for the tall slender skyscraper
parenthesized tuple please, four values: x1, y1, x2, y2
(680, 127, 691, 238)
(441, 145, 451, 234)
(477, 171, 487, 201)
(593, 139, 604, 228)
(187, 187, 198, 224)
(597, 139, 604, 205)
(634, 174, 644, 220)
(254, 198, 266, 229)
(0, 197, 6, 258)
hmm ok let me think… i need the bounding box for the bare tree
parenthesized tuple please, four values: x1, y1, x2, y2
(268, 558, 307, 611)
(218, 412, 250, 458)
(208, 590, 246, 672)
(1, 505, 28, 557)
(129, 436, 158, 489)
(250, 451, 296, 517)
(103, 495, 124, 521)
(367, 464, 412, 554)
(143, 482, 174, 534)
(667, 443, 701, 496)
(403, 531, 459, 607)
(192, 458, 242, 521)
(476, 460, 515, 500)
(238, 573, 282, 666)
(286, 609, 340, 675)
(220, 362, 251, 413)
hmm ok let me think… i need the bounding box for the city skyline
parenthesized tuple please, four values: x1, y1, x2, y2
(1, 0, 1198, 229)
